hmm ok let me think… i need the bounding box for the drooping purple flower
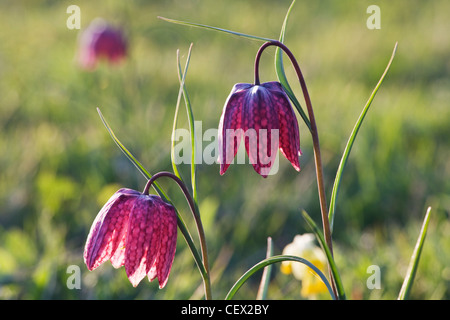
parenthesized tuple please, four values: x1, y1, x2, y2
(77, 18, 127, 70)
(84, 188, 177, 288)
(218, 81, 301, 177)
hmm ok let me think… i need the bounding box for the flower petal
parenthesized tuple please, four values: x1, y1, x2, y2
(242, 85, 279, 177)
(84, 188, 139, 271)
(263, 82, 301, 172)
(154, 199, 178, 288)
(125, 195, 156, 287)
(218, 83, 251, 175)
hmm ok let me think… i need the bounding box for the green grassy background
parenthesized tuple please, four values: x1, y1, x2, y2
(0, 0, 449, 299)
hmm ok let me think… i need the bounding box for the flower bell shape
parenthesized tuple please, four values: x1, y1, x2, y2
(84, 188, 177, 288)
(77, 18, 127, 70)
(218, 81, 301, 177)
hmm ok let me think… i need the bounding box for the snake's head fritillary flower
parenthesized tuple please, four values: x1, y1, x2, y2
(84, 188, 177, 288)
(281, 234, 328, 298)
(218, 81, 301, 177)
(77, 18, 127, 70)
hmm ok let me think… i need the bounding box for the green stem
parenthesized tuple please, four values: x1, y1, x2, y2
(144, 171, 212, 300)
(254, 41, 336, 298)
(255, 41, 333, 254)
(302, 210, 346, 299)
(226, 255, 336, 300)
(256, 237, 273, 300)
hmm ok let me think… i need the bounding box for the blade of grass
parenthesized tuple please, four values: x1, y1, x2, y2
(171, 44, 194, 181)
(97, 108, 207, 283)
(98, 108, 154, 183)
(274, 0, 311, 131)
(158, 16, 274, 42)
(256, 237, 273, 300)
(176, 43, 198, 204)
(226, 255, 336, 300)
(175, 44, 212, 299)
(301, 209, 346, 300)
(170, 50, 184, 180)
(328, 42, 398, 232)
(398, 206, 432, 300)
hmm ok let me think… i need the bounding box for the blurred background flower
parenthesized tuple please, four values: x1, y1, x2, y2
(77, 18, 127, 70)
(281, 234, 328, 298)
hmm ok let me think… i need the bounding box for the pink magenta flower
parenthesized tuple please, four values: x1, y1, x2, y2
(84, 188, 177, 288)
(77, 18, 127, 70)
(218, 81, 301, 177)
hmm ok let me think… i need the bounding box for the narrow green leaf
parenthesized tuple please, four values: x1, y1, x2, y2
(256, 237, 274, 300)
(97, 108, 207, 280)
(176, 43, 198, 205)
(398, 207, 432, 300)
(170, 51, 184, 180)
(328, 42, 398, 231)
(301, 209, 346, 300)
(98, 108, 153, 182)
(171, 45, 194, 181)
(158, 16, 274, 42)
(226, 255, 336, 300)
(274, 0, 311, 131)
(174, 45, 211, 297)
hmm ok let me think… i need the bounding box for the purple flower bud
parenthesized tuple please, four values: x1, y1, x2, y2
(77, 18, 127, 70)
(218, 81, 301, 177)
(84, 188, 177, 288)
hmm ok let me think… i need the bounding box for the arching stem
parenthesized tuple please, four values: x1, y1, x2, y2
(144, 171, 212, 300)
(254, 41, 335, 296)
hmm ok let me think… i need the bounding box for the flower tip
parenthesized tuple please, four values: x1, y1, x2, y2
(158, 279, 169, 289)
(219, 163, 229, 176)
(84, 262, 94, 271)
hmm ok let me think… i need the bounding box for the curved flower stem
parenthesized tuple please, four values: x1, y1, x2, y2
(144, 171, 212, 300)
(226, 255, 336, 300)
(254, 41, 335, 295)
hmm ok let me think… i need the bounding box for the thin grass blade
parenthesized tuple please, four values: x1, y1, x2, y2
(171, 44, 194, 181)
(398, 207, 432, 300)
(158, 16, 274, 42)
(170, 49, 184, 180)
(175, 44, 211, 298)
(256, 237, 274, 300)
(97, 107, 153, 182)
(176, 43, 198, 204)
(328, 42, 398, 231)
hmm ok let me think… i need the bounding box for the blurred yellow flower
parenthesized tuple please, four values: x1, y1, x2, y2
(281, 234, 328, 298)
